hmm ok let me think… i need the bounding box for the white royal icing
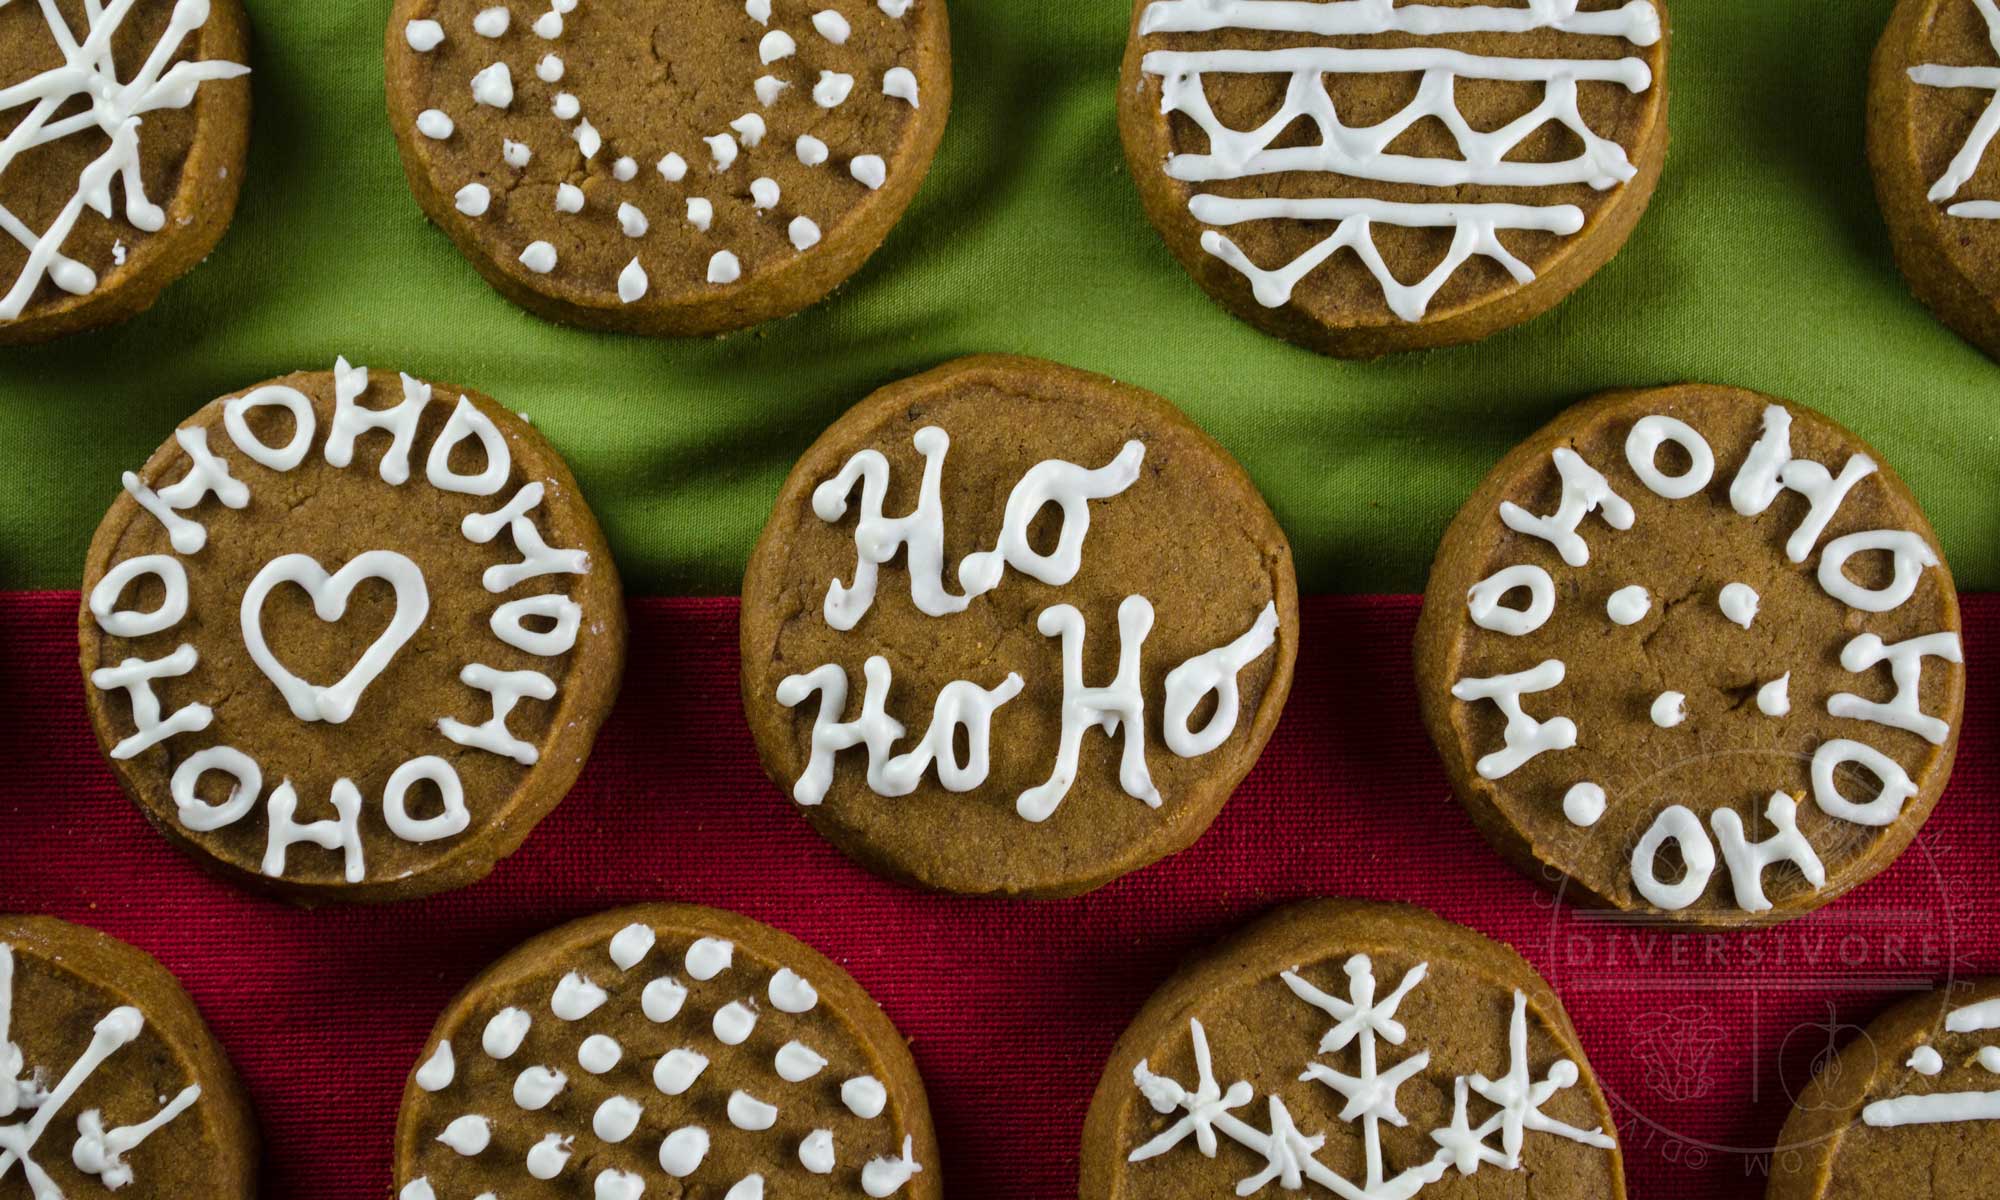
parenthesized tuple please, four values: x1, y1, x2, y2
(1605, 584, 1649, 626)
(1163, 603, 1282, 757)
(1466, 565, 1555, 636)
(1811, 739, 1919, 827)
(660, 1126, 708, 1176)
(1562, 781, 1606, 828)
(1498, 448, 1634, 568)
(1625, 415, 1714, 500)
(769, 968, 818, 1014)
(1757, 673, 1791, 717)
(1709, 793, 1826, 913)
(1828, 632, 1963, 746)
(1907, 0, 2000, 220)
(1717, 582, 1758, 629)
(1450, 659, 1576, 780)
(1631, 804, 1716, 911)
(1017, 597, 1161, 822)
(416, 1040, 456, 1092)
(91, 644, 211, 760)
(1818, 530, 1940, 614)
(1649, 691, 1685, 729)
(777, 658, 1023, 807)
(653, 1048, 707, 1096)
(1729, 404, 1879, 565)
(240, 551, 431, 725)
(513, 1065, 564, 1111)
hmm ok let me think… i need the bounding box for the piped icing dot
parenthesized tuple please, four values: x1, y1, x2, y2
(790, 216, 822, 251)
(455, 183, 491, 216)
(534, 10, 563, 38)
(574, 120, 601, 158)
(512, 1065, 566, 1110)
(594, 1095, 644, 1143)
(1757, 672, 1791, 717)
(747, 0, 773, 22)
(881, 0, 913, 15)
(537, 54, 565, 83)
(728, 1089, 779, 1131)
(521, 239, 557, 277)
(713, 999, 758, 1045)
(609, 923, 656, 969)
(596, 1170, 643, 1200)
(686, 937, 734, 980)
(555, 182, 584, 213)
(551, 92, 580, 120)
(756, 75, 789, 106)
(642, 976, 687, 1022)
(618, 203, 649, 238)
(654, 1047, 708, 1095)
(1909, 1044, 1944, 1075)
(1650, 691, 1686, 728)
(1605, 585, 1649, 626)
(814, 70, 856, 107)
(660, 1126, 710, 1177)
(769, 967, 819, 1012)
(406, 20, 445, 51)
(1718, 581, 1759, 629)
(732, 113, 768, 148)
(416, 109, 455, 139)
(1562, 781, 1606, 828)
(884, 66, 919, 106)
(687, 198, 715, 231)
(775, 1039, 828, 1082)
(578, 1034, 622, 1074)
(526, 1133, 572, 1179)
(504, 139, 532, 167)
(482, 1007, 532, 1059)
(659, 152, 688, 182)
(551, 971, 608, 1020)
(841, 1075, 888, 1119)
(416, 1040, 456, 1091)
(709, 250, 742, 284)
(813, 9, 852, 42)
(438, 1114, 492, 1156)
(751, 177, 780, 210)
(706, 133, 739, 171)
(613, 155, 638, 181)
(618, 257, 649, 304)
(760, 30, 796, 63)
(799, 1128, 836, 1174)
(851, 155, 887, 189)
(471, 62, 514, 109)
(797, 135, 829, 166)
(473, 6, 510, 37)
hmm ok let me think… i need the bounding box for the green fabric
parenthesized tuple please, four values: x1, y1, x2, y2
(1, 0, 1993, 594)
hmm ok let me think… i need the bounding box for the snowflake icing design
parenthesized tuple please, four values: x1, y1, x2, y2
(1128, 953, 1614, 1199)
(0, 943, 203, 1197)
(1908, 0, 2000, 219)
(0, 0, 250, 320)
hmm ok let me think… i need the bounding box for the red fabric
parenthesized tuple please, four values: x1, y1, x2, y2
(2, 592, 1994, 1199)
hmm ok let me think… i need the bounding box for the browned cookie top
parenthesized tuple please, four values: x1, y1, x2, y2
(0, 915, 255, 1200)
(79, 360, 625, 903)
(385, 0, 948, 330)
(1772, 977, 2000, 1200)
(0, 0, 249, 333)
(1417, 386, 1963, 926)
(1119, 0, 1667, 334)
(1083, 901, 1622, 1200)
(740, 356, 1298, 898)
(1877, 0, 2000, 298)
(396, 905, 938, 1200)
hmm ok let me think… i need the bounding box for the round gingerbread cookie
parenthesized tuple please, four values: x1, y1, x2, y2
(1083, 900, 1623, 1199)
(0, 914, 257, 1199)
(0, 0, 251, 345)
(78, 357, 626, 903)
(1770, 976, 2000, 1200)
(1118, 0, 1671, 358)
(1870, 0, 2000, 360)
(1416, 386, 1965, 926)
(395, 904, 938, 1200)
(384, 0, 950, 337)
(740, 355, 1299, 898)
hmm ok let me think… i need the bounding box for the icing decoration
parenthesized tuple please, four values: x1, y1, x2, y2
(1498, 449, 1634, 567)
(709, 250, 742, 284)
(552, 972, 608, 1021)
(1128, 953, 1612, 1195)
(474, 7, 510, 37)
(1649, 691, 1685, 729)
(618, 202, 648, 237)
(769, 969, 818, 1013)
(1563, 781, 1606, 828)
(416, 1041, 456, 1092)
(1709, 793, 1825, 913)
(884, 67, 919, 106)
(751, 177, 780, 209)
(551, 93, 580, 120)
(713, 1000, 757, 1045)
(527, 1133, 571, 1178)
(1864, 989, 2000, 1126)
(593, 1096, 642, 1142)
(643, 978, 689, 1023)
(1729, 405, 1878, 564)
(1757, 673, 1791, 717)
(408, 20, 446, 51)
(555, 183, 584, 213)
(842, 1076, 888, 1119)
(1019, 597, 1161, 822)
(520, 242, 557, 273)
(427, 398, 513, 496)
(1828, 632, 1963, 746)
(90, 554, 190, 638)
(0, 0, 251, 321)
(863, 1138, 923, 1197)
(610, 924, 656, 971)
(727, 1177, 765, 1200)
(491, 595, 581, 659)
(484, 1009, 532, 1061)
(654, 1048, 708, 1095)
(618, 258, 648, 303)
(0, 945, 203, 1195)
(1630, 804, 1716, 911)
(777, 658, 1024, 807)
(471, 62, 514, 109)
(538, 54, 565, 83)
(814, 10, 851, 42)
(91, 645, 211, 759)
(383, 756, 470, 843)
(798, 135, 830, 165)
(1135, 0, 1658, 319)
(735, 115, 769, 149)
(169, 746, 260, 831)
(728, 1090, 777, 1130)
(852, 155, 887, 189)
(438, 664, 557, 764)
(1466, 565, 1555, 636)
(1907, 0, 2000, 220)
(456, 183, 491, 216)
(223, 384, 317, 471)
(661, 1126, 708, 1176)
(800, 1128, 836, 1173)
(1449, 659, 1577, 780)
(438, 1114, 491, 1155)
(240, 551, 432, 725)
(1717, 582, 1758, 629)
(1818, 531, 1940, 613)
(1909, 1045, 1945, 1075)
(815, 70, 857, 107)
(1163, 603, 1282, 757)
(1605, 584, 1649, 626)
(1811, 739, 1919, 827)
(686, 938, 734, 981)
(1624, 416, 1715, 499)
(122, 428, 249, 554)
(262, 779, 366, 882)
(811, 427, 1145, 629)
(504, 139, 532, 167)
(326, 361, 428, 485)
(791, 216, 822, 250)
(465, 483, 592, 592)
(776, 1041, 827, 1082)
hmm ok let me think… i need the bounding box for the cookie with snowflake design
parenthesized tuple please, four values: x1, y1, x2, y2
(1770, 976, 2000, 1200)
(0, 914, 257, 1199)
(1871, 0, 2000, 361)
(740, 355, 1299, 897)
(0, 0, 251, 345)
(1118, 0, 1670, 358)
(1415, 385, 1964, 926)
(396, 904, 938, 1200)
(1083, 900, 1621, 1199)
(79, 358, 626, 903)
(384, 0, 950, 336)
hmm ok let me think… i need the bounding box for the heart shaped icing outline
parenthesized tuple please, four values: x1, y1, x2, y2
(239, 551, 432, 725)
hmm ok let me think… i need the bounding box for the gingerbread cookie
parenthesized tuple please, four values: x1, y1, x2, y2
(1870, 0, 2000, 360)
(1771, 977, 2000, 1200)
(384, 0, 951, 337)
(1118, 0, 1670, 358)
(79, 358, 626, 903)
(740, 355, 1298, 898)
(0, 914, 257, 1199)
(1083, 900, 1622, 1199)
(1416, 386, 1964, 926)
(396, 904, 938, 1200)
(0, 0, 251, 345)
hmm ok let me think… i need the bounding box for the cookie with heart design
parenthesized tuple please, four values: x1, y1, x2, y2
(78, 357, 626, 903)
(383, 0, 951, 336)
(1082, 900, 1623, 1199)
(1415, 385, 1964, 926)
(395, 904, 938, 1200)
(0, 913, 258, 1199)
(740, 355, 1299, 898)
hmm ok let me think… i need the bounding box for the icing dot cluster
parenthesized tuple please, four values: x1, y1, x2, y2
(400, 0, 923, 302)
(399, 922, 921, 1199)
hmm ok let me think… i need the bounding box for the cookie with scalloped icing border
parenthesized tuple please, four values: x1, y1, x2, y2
(78, 358, 626, 903)
(0, 0, 251, 345)
(395, 904, 939, 1200)
(1118, 0, 1670, 358)
(1083, 899, 1624, 1199)
(384, 0, 950, 336)
(1870, 0, 2000, 361)
(1416, 385, 1964, 926)
(1770, 976, 2000, 1200)
(0, 913, 258, 1199)
(740, 355, 1299, 898)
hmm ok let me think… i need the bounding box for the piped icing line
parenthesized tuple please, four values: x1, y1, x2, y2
(0, 946, 202, 1194)
(1018, 596, 1161, 822)
(1449, 659, 1576, 780)
(1128, 955, 1611, 1197)
(1136, 2, 1658, 320)
(777, 658, 1024, 807)
(1908, 0, 2000, 218)
(0, 0, 252, 321)
(1163, 603, 1281, 757)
